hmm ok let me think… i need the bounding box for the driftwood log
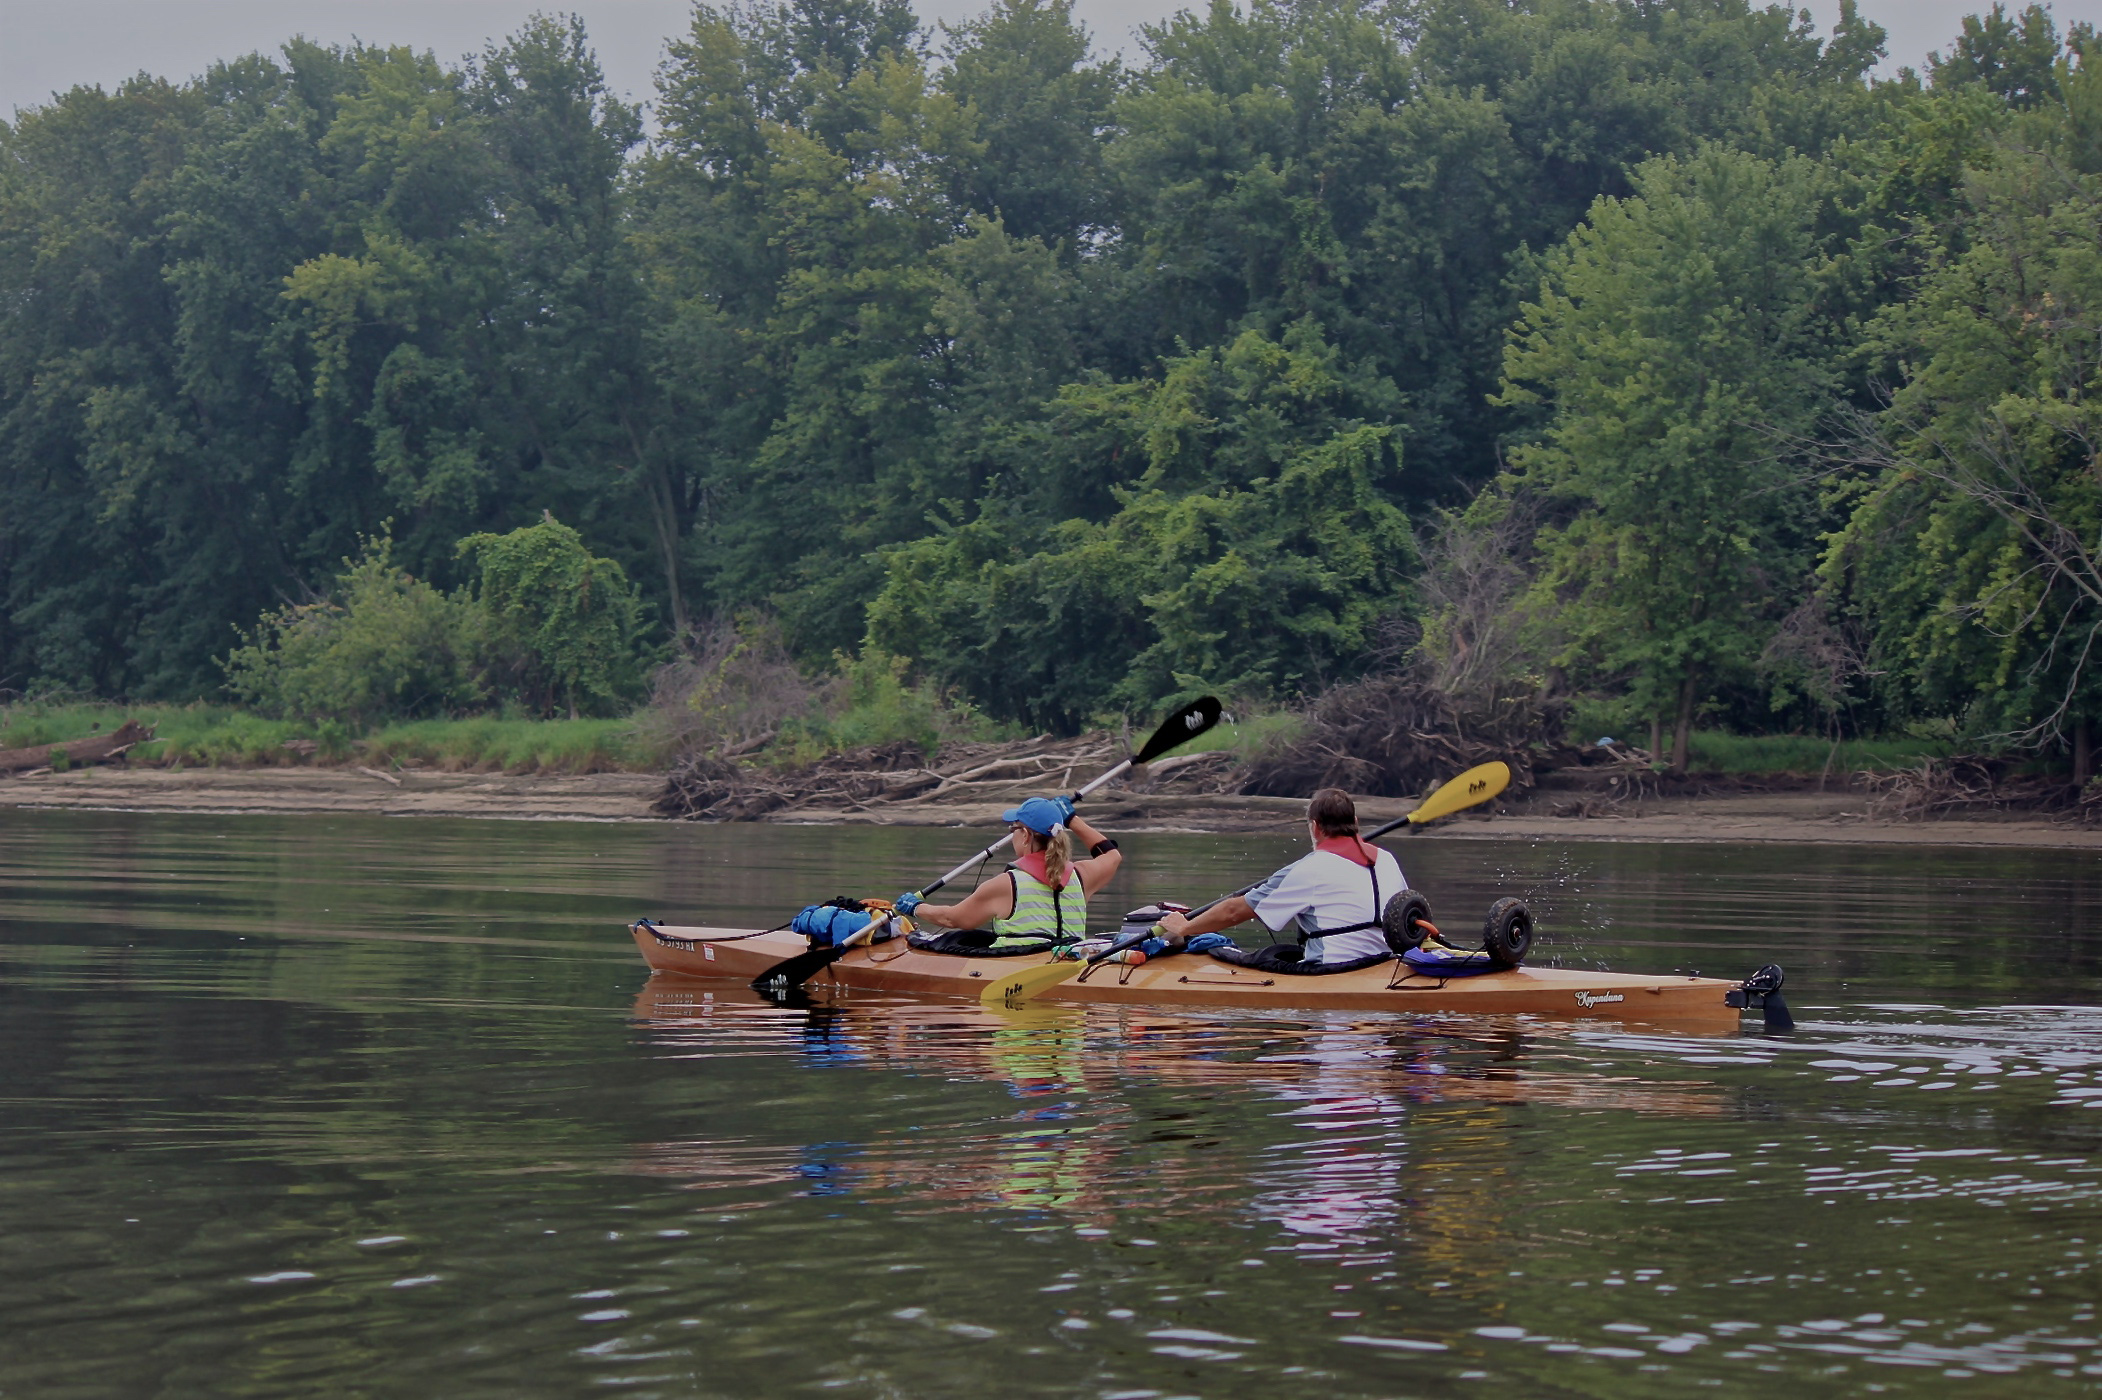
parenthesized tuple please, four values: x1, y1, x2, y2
(655, 734, 1132, 821)
(0, 719, 155, 775)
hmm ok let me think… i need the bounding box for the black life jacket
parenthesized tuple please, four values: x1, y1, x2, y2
(1291, 838, 1386, 953)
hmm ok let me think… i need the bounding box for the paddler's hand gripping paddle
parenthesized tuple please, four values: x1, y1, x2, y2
(981, 759, 1513, 1008)
(752, 697, 1223, 994)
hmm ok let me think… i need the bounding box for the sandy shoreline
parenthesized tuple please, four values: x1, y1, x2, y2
(2, 764, 2100, 850)
(0, 766, 667, 822)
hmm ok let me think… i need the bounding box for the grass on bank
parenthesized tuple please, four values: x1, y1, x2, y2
(1183, 719, 1954, 778)
(1682, 731, 1953, 776)
(0, 701, 651, 773)
(1174, 712, 1307, 759)
(1, 694, 1963, 780)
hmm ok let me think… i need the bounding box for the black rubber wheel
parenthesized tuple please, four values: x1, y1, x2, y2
(1382, 890, 1434, 954)
(1482, 897, 1534, 967)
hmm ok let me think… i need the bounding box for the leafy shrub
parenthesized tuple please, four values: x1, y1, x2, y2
(459, 514, 646, 718)
(802, 648, 1005, 758)
(222, 541, 481, 726)
(640, 607, 1009, 764)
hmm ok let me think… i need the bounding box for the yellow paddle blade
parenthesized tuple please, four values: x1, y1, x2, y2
(979, 958, 1083, 1008)
(1406, 760, 1511, 824)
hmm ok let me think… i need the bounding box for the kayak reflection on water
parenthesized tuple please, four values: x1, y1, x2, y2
(627, 984, 1725, 1242)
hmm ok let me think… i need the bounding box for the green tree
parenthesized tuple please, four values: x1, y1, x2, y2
(0, 20, 659, 701)
(1498, 145, 1835, 771)
(938, 0, 1120, 251)
(279, 20, 655, 597)
(1827, 55, 2102, 771)
(7, 0, 2077, 755)
(869, 322, 1410, 728)
(640, 0, 974, 654)
(1104, 0, 1883, 503)
(1928, 3, 2079, 109)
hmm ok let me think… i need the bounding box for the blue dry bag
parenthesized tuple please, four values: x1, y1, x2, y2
(791, 904, 873, 946)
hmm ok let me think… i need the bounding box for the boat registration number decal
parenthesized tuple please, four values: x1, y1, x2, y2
(703, 945, 715, 961)
(1573, 991, 1623, 1008)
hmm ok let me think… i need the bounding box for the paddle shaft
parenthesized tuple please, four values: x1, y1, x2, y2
(919, 697, 1223, 898)
(1364, 812, 1412, 842)
(915, 757, 1136, 899)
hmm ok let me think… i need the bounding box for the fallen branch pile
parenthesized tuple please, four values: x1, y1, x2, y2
(1862, 756, 2092, 822)
(1236, 679, 1537, 801)
(654, 733, 1123, 821)
(655, 677, 1559, 821)
(1545, 743, 1668, 814)
(0, 719, 154, 776)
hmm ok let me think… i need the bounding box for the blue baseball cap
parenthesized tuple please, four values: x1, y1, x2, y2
(1001, 797, 1067, 835)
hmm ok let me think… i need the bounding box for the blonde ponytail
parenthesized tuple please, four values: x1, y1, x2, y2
(1042, 823, 1073, 888)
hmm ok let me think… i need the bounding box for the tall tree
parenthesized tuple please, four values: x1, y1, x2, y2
(1828, 54, 2102, 770)
(938, 0, 1120, 251)
(868, 320, 1411, 728)
(1498, 145, 1836, 770)
(641, 1, 974, 655)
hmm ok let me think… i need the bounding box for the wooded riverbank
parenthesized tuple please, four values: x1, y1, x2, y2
(10, 4, 2102, 795)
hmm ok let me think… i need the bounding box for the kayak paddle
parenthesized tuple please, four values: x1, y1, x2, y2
(979, 925, 1156, 1008)
(1384, 760, 1510, 830)
(983, 759, 1514, 1006)
(753, 697, 1223, 994)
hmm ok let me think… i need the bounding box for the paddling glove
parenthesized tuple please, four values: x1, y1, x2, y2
(894, 891, 923, 917)
(1050, 794, 1078, 823)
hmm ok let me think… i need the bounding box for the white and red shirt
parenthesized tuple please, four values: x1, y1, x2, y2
(1252, 836, 1405, 965)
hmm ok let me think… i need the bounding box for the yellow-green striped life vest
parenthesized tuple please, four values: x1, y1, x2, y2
(992, 866, 1089, 944)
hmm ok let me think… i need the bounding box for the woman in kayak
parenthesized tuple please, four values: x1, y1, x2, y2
(895, 796, 1121, 954)
(1154, 787, 1401, 973)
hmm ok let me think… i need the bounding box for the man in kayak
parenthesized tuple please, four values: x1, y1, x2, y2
(1154, 787, 1402, 973)
(895, 796, 1121, 954)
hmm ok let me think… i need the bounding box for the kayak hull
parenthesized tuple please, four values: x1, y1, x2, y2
(630, 923, 1746, 1027)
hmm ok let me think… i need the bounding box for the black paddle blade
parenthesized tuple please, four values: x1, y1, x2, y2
(751, 942, 849, 993)
(1133, 696, 1222, 766)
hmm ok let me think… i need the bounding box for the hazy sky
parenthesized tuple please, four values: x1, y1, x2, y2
(4, 0, 2100, 121)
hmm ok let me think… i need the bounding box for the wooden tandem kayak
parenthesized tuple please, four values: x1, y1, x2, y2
(630, 921, 1756, 1028)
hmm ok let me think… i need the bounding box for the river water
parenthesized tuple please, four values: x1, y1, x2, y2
(5, 809, 2102, 1397)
